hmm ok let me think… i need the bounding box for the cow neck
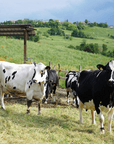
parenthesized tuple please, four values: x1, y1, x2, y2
(48, 71, 55, 82)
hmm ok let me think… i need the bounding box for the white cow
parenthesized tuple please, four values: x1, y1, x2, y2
(0, 61, 50, 115)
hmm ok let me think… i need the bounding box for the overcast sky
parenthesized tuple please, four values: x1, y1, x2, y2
(0, 0, 114, 25)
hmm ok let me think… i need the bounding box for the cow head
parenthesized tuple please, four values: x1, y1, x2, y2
(97, 60, 114, 87)
(32, 62, 50, 84)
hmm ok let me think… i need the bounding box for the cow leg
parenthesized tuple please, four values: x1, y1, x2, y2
(94, 99, 105, 134)
(1, 94, 5, 110)
(76, 96, 79, 108)
(38, 102, 41, 115)
(98, 112, 105, 134)
(108, 108, 114, 134)
(72, 92, 75, 105)
(0, 86, 5, 110)
(67, 91, 70, 104)
(79, 100, 84, 123)
(27, 99, 32, 114)
(52, 87, 56, 102)
(45, 85, 49, 104)
(91, 110, 96, 124)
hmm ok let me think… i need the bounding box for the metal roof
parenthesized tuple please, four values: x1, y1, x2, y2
(0, 24, 36, 36)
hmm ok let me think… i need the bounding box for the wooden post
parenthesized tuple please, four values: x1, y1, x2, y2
(49, 61, 51, 68)
(53, 65, 56, 69)
(58, 64, 60, 86)
(24, 29, 27, 64)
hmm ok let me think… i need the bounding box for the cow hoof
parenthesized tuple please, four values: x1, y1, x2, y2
(100, 128, 105, 134)
(76, 105, 79, 108)
(79, 120, 83, 123)
(44, 100, 48, 104)
(100, 130, 105, 134)
(38, 112, 41, 115)
(26, 109, 30, 114)
(1, 107, 5, 110)
(92, 122, 96, 125)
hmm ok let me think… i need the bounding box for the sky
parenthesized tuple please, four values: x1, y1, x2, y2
(0, 0, 114, 25)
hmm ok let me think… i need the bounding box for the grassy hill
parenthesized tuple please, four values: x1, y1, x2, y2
(0, 26, 114, 143)
(0, 26, 114, 87)
(1, 27, 113, 64)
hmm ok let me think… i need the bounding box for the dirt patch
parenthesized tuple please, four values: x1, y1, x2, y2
(4, 87, 77, 109)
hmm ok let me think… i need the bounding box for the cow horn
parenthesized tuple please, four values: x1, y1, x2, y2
(34, 62, 36, 66)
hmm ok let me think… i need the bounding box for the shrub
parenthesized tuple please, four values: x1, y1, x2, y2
(34, 35, 40, 42)
(71, 29, 93, 39)
(47, 28, 65, 36)
(43, 32, 49, 37)
(74, 41, 100, 54)
(68, 45, 75, 49)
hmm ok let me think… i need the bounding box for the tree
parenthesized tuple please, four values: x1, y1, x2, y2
(85, 19, 89, 24)
(67, 23, 76, 30)
(71, 29, 79, 37)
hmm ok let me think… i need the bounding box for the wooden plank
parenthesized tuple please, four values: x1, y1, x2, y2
(59, 76, 66, 80)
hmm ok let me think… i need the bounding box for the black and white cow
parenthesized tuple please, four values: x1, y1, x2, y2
(0, 61, 50, 115)
(77, 60, 114, 134)
(65, 71, 80, 108)
(45, 69, 58, 103)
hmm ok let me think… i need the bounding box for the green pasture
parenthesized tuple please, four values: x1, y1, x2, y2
(0, 27, 113, 88)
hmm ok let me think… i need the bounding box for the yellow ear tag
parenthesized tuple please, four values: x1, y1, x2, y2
(100, 67, 103, 71)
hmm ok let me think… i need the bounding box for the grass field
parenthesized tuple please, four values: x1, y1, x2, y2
(0, 100, 114, 144)
(0, 26, 114, 143)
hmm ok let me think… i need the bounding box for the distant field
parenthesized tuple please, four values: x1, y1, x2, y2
(0, 26, 113, 88)
(0, 36, 111, 69)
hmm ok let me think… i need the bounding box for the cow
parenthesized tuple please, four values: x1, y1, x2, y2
(0, 61, 50, 115)
(77, 60, 114, 134)
(65, 71, 80, 108)
(44, 69, 58, 103)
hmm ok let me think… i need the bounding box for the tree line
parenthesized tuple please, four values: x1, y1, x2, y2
(68, 40, 114, 58)
(0, 18, 108, 29)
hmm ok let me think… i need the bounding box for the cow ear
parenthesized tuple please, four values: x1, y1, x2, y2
(34, 62, 36, 67)
(97, 64, 106, 70)
(45, 66, 50, 71)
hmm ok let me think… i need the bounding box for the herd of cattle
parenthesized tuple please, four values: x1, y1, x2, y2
(0, 60, 114, 134)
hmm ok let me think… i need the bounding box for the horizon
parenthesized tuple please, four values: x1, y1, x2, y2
(0, 0, 114, 26)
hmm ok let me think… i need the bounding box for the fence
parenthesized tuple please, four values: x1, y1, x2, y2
(49, 61, 81, 86)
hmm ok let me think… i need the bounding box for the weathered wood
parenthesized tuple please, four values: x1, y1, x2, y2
(24, 29, 27, 64)
(59, 76, 66, 80)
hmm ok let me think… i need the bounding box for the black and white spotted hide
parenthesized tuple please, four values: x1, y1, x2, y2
(65, 71, 80, 108)
(45, 69, 58, 104)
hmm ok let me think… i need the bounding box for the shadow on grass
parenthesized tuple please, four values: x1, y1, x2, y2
(0, 106, 95, 134)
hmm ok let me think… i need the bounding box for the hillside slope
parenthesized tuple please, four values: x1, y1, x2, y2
(0, 36, 111, 71)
